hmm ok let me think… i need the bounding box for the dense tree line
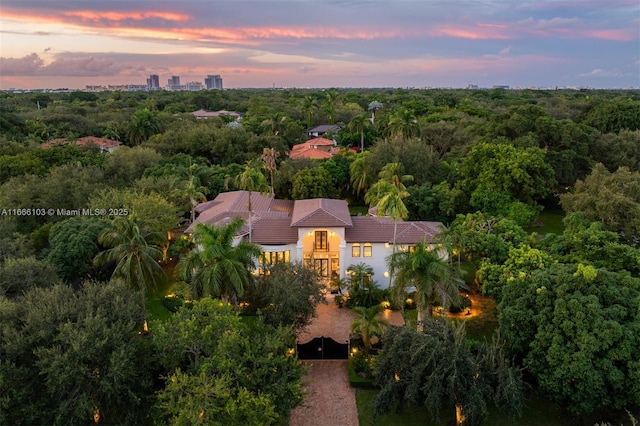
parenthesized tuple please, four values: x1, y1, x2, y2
(0, 87, 638, 423)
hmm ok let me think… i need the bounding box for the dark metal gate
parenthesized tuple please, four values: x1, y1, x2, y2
(296, 336, 349, 360)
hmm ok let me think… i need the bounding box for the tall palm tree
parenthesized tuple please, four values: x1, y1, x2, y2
(303, 95, 318, 129)
(177, 218, 261, 305)
(181, 163, 209, 225)
(349, 152, 372, 197)
(377, 162, 413, 190)
(261, 112, 287, 136)
(387, 108, 418, 156)
(365, 163, 413, 264)
(233, 160, 269, 242)
(367, 100, 383, 125)
(367, 182, 409, 252)
(389, 241, 465, 331)
(261, 147, 279, 197)
(351, 304, 389, 353)
(94, 216, 167, 295)
(348, 113, 370, 152)
(322, 91, 337, 125)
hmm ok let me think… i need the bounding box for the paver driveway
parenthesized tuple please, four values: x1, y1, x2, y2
(289, 296, 404, 426)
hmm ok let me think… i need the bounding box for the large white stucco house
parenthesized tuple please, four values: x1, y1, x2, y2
(187, 191, 443, 288)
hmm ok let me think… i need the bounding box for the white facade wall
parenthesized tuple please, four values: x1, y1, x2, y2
(344, 242, 393, 288)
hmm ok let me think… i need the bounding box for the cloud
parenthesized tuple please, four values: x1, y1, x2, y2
(533, 17, 582, 30)
(498, 45, 512, 57)
(578, 68, 624, 78)
(0, 53, 44, 74)
(0, 52, 131, 76)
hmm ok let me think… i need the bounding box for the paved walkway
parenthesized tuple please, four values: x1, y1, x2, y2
(290, 295, 404, 426)
(289, 360, 358, 426)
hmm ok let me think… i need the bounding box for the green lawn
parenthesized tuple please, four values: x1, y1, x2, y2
(356, 388, 573, 426)
(145, 262, 177, 321)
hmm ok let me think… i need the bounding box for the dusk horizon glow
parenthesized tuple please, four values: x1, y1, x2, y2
(1, 0, 638, 90)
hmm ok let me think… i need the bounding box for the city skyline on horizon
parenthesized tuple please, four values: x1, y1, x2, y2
(1, 1, 638, 90)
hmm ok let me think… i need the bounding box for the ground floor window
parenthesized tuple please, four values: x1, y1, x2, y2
(259, 251, 290, 273)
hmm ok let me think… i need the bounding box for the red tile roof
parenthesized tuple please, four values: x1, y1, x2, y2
(188, 191, 441, 246)
(346, 216, 441, 243)
(290, 199, 352, 227)
(289, 138, 339, 160)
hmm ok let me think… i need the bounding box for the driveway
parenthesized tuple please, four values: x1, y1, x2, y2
(290, 296, 404, 426)
(289, 360, 358, 426)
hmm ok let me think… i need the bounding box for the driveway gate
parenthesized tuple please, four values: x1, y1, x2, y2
(296, 336, 349, 360)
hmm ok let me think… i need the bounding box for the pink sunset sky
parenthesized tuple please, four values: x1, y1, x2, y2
(0, 0, 638, 89)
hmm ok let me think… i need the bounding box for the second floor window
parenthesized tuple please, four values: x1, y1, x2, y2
(352, 243, 361, 257)
(315, 231, 328, 251)
(363, 243, 372, 257)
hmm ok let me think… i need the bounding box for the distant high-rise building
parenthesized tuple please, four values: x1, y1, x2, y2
(146, 74, 160, 90)
(205, 74, 223, 90)
(168, 76, 182, 90)
(186, 81, 204, 91)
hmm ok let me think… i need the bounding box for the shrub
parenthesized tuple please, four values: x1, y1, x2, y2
(448, 294, 472, 313)
(162, 295, 184, 313)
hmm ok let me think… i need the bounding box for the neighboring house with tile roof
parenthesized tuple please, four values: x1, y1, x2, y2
(187, 190, 443, 287)
(289, 137, 340, 160)
(307, 124, 342, 139)
(40, 136, 121, 153)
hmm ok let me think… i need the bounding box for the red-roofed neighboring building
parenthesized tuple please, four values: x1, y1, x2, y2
(40, 136, 122, 153)
(188, 190, 444, 286)
(289, 137, 340, 160)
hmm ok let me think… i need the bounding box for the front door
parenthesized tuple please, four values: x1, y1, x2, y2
(314, 258, 329, 278)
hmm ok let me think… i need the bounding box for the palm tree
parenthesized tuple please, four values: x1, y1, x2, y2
(389, 241, 465, 331)
(349, 152, 372, 197)
(233, 160, 269, 242)
(322, 91, 337, 125)
(94, 216, 167, 295)
(347, 262, 374, 292)
(261, 147, 279, 197)
(387, 108, 418, 155)
(303, 95, 318, 129)
(177, 218, 261, 305)
(348, 113, 370, 152)
(261, 112, 287, 136)
(126, 107, 160, 145)
(377, 162, 413, 190)
(367, 182, 409, 252)
(367, 100, 384, 125)
(365, 163, 413, 264)
(351, 304, 389, 353)
(181, 164, 209, 224)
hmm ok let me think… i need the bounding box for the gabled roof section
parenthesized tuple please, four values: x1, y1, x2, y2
(252, 218, 299, 244)
(291, 199, 352, 227)
(289, 138, 338, 160)
(346, 216, 442, 244)
(185, 191, 294, 233)
(289, 145, 334, 160)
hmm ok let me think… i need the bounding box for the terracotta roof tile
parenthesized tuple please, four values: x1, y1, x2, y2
(252, 218, 298, 244)
(346, 216, 442, 244)
(291, 199, 352, 227)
